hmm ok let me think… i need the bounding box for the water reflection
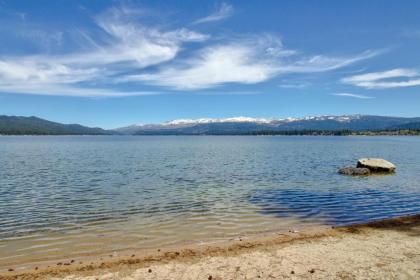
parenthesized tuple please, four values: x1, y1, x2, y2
(250, 187, 420, 225)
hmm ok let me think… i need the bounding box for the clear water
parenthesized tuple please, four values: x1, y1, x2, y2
(0, 136, 419, 267)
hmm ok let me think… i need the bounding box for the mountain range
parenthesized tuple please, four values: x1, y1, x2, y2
(1, 115, 420, 135)
(115, 115, 420, 135)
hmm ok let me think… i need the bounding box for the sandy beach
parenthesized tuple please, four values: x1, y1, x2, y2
(1, 214, 419, 280)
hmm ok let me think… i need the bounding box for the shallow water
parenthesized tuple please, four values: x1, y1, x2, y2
(0, 136, 419, 267)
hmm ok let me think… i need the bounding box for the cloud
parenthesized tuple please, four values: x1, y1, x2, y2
(127, 40, 280, 90)
(0, 7, 208, 97)
(278, 83, 309, 89)
(333, 93, 374, 99)
(126, 37, 382, 90)
(193, 2, 234, 25)
(0, 83, 158, 97)
(342, 68, 420, 89)
(279, 50, 381, 73)
(402, 28, 420, 39)
(0, 5, 382, 96)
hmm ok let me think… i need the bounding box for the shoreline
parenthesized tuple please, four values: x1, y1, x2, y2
(2, 214, 419, 279)
(1, 134, 420, 137)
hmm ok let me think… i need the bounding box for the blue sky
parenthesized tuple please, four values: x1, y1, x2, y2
(1, 0, 420, 128)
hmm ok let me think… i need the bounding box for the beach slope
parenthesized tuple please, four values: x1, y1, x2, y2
(3, 215, 419, 280)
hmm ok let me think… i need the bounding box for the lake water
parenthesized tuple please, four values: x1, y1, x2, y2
(1, 136, 420, 268)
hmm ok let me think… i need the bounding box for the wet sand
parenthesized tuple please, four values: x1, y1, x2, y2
(2, 214, 419, 280)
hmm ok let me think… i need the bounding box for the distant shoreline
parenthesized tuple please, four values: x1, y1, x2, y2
(1, 131, 420, 136)
(2, 115, 420, 136)
(2, 214, 419, 279)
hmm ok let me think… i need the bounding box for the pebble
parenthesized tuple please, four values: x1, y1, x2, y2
(8, 268, 14, 272)
(309, 269, 315, 273)
(208, 275, 212, 280)
(148, 268, 152, 273)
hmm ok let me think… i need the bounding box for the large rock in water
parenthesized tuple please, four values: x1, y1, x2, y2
(357, 158, 396, 173)
(338, 167, 371, 176)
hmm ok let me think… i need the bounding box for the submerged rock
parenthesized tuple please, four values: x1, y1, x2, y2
(338, 167, 371, 176)
(357, 158, 396, 173)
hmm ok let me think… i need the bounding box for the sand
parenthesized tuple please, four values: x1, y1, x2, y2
(2, 215, 419, 280)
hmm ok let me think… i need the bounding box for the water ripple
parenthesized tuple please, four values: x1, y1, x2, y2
(0, 136, 420, 267)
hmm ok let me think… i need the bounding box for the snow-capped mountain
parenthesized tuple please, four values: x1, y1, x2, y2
(164, 117, 276, 125)
(162, 115, 362, 126)
(114, 115, 420, 135)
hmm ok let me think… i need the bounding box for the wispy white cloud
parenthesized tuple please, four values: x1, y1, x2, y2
(127, 37, 382, 90)
(193, 2, 233, 25)
(0, 83, 158, 97)
(126, 39, 280, 90)
(280, 50, 381, 73)
(0, 4, 383, 97)
(0, 7, 208, 97)
(333, 92, 374, 99)
(278, 83, 309, 89)
(402, 28, 420, 39)
(342, 68, 420, 89)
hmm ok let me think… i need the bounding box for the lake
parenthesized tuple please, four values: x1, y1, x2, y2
(1, 136, 419, 268)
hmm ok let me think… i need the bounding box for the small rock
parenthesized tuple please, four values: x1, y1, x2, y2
(309, 269, 315, 273)
(56, 262, 62, 266)
(131, 254, 135, 257)
(338, 167, 371, 176)
(8, 268, 14, 272)
(291, 270, 295, 274)
(35, 267, 38, 270)
(148, 268, 152, 273)
(357, 158, 396, 173)
(208, 276, 212, 280)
